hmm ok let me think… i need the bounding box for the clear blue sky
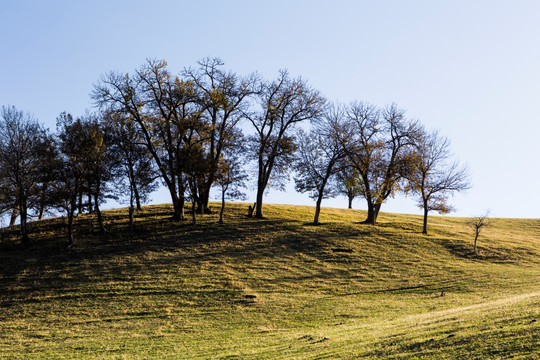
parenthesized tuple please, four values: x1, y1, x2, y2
(2, 0, 539, 218)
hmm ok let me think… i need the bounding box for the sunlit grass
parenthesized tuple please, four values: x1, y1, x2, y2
(1, 203, 539, 358)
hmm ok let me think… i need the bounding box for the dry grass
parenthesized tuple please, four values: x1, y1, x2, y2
(0, 202, 539, 359)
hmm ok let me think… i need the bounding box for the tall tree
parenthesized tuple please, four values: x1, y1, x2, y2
(408, 129, 470, 234)
(248, 70, 325, 218)
(338, 103, 420, 225)
(106, 111, 159, 231)
(0, 106, 54, 244)
(184, 57, 258, 214)
(84, 113, 121, 233)
(93, 59, 202, 220)
(55, 113, 90, 246)
(293, 108, 344, 225)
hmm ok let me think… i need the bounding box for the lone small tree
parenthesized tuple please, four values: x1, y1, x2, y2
(472, 211, 490, 256)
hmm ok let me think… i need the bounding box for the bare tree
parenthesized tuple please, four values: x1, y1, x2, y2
(106, 111, 159, 231)
(472, 211, 490, 255)
(337, 103, 420, 224)
(215, 147, 247, 225)
(248, 70, 325, 218)
(93, 59, 202, 220)
(55, 113, 93, 246)
(184, 58, 258, 214)
(293, 106, 345, 225)
(335, 165, 363, 209)
(408, 129, 471, 234)
(0, 106, 54, 244)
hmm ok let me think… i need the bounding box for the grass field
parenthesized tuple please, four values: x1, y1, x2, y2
(1, 203, 539, 359)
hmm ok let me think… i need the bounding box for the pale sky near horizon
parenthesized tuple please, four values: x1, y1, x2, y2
(1, 1, 539, 218)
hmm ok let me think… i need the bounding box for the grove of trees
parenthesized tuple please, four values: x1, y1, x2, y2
(0, 58, 470, 245)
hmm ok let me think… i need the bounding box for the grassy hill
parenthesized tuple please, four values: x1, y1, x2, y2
(1, 203, 539, 359)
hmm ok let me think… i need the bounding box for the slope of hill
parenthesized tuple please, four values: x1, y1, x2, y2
(1, 203, 539, 359)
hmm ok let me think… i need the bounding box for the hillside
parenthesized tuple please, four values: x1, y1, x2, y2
(1, 203, 539, 359)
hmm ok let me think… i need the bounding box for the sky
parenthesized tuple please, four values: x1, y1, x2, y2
(1, 0, 539, 218)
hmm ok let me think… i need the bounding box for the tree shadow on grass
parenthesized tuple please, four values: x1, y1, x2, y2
(438, 238, 527, 263)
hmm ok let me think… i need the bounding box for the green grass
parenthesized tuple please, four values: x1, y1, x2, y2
(1, 203, 539, 359)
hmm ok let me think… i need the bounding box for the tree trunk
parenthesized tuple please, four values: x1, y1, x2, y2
(474, 232, 479, 255)
(198, 187, 212, 214)
(255, 185, 264, 219)
(88, 192, 93, 214)
(422, 204, 429, 235)
(191, 199, 197, 229)
(19, 204, 29, 245)
(314, 195, 323, 225)
(134, 185, 142, 210)
(348, 194, 353, 209)
(196, 196, 205, 215)
(94, 193, 106, 234)
(170, 193, 184, 221)
(38, 204, 45, 220)
(9, 206, 18, 227)
(67, 206, 75, 247)
(129, 183, 135, 232)
(364, 201, 375, 224)
(78, 192, 83, 215)
(364, 202, 381, 225)
(373, 203, 381, 224)
(255, 155, 272, 219)
(314, 174, 330, 225)
(38, 184, 46, 220)
(219, 190, 225, 225)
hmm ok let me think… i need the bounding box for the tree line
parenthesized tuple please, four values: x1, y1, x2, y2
(0, 58, 470, 246)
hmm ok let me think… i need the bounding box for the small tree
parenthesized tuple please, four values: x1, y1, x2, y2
(215, 150, 247, 225)
(408, 130, 471, 234)
(472, 211, 490, 256)
(335, 165, 363, 209)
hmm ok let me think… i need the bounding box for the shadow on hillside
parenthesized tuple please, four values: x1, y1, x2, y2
(439, 238, 533, 263)
(0, 210, 368, 302)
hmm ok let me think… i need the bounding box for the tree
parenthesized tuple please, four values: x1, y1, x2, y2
(106, 111, 159, 231)
(0, 106, 54, 244)
(184, 57, 258, 214)
(248, 70, 325, 218)
(335, 165, 363, 209)
(54, 112, 90, 246)
(35, 136, 60, 220)
(472, 211, 490, 256)
(215, 148, 247, 225)
(84, 113, 121, 234)
(408, 129, 471, 234)
(93, 59, 202, 220)
(293, 107, 344, 225)
(338, 103, 420, 225)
